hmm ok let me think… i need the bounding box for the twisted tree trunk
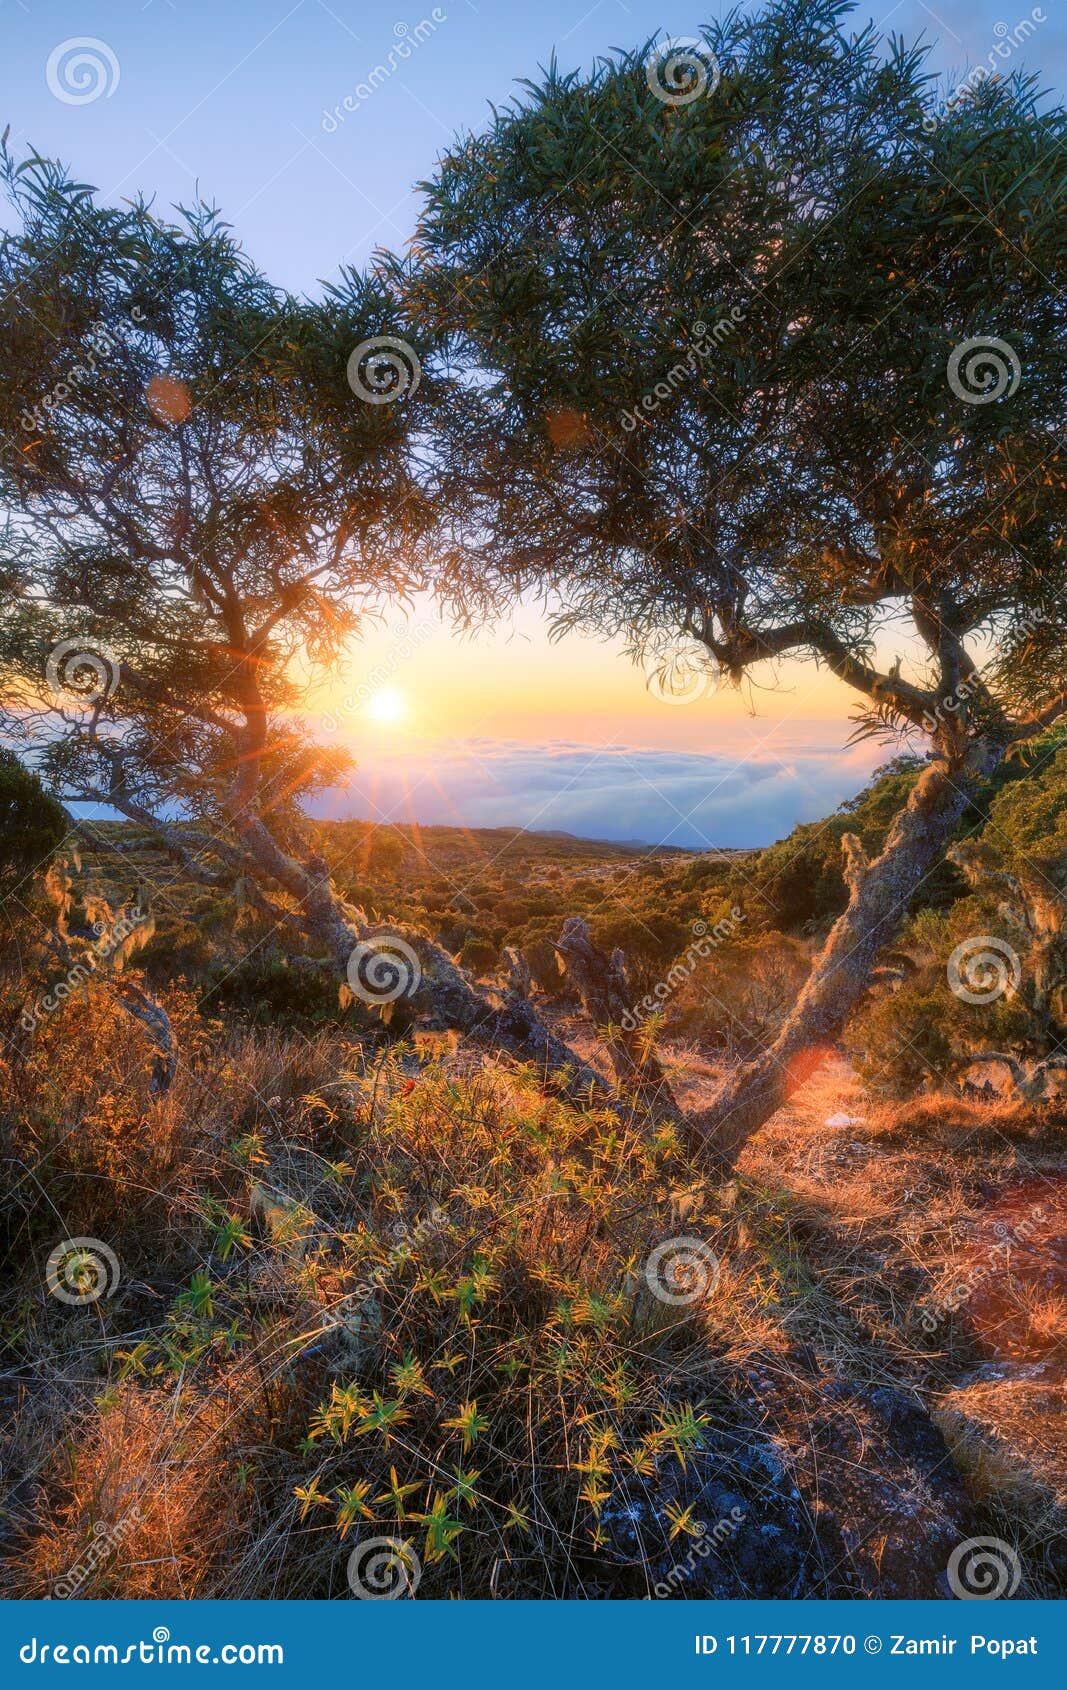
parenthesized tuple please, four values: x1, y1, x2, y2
(686, 755, 987, 1164)
(229, 814, 613, 1108)
(110, 979, 178, 1096)
(552, 916, 687, 1126)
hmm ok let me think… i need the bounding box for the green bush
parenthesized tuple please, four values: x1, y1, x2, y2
(0, 749, 67, 890)
(459, 936, 498, 976)
(523, 933, 567, 997)
(847, 902, 1044, 1095)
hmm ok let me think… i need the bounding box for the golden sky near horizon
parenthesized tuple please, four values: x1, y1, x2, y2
(310, 598, 858, 755)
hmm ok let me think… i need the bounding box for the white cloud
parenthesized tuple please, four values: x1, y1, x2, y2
(311, 735, 886, 847)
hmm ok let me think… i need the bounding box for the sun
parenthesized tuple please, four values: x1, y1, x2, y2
(365, 686, 407, 726)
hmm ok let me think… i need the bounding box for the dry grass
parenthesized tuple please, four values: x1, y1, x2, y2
(2, 990, 1064, 1599)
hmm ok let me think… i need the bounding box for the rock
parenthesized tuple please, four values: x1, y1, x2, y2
(602, 1354, 974, 1598)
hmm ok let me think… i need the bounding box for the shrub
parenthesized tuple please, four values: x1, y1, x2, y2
(847, 905, 1043, 1095)
(0, 749, 67, 891)
(523, 934, 567, 997)
(459, 936, 498, 976)
(666, 933, 811, 1055)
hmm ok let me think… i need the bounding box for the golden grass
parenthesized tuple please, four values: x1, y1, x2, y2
(2, 990, 1064, 1597)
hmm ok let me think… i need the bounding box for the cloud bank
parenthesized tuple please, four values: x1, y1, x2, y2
(312, 735, 887, 848)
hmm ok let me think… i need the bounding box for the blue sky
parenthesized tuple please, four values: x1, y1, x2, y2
(5, 2, 1063, 292)
(5, 1, 1065, 846)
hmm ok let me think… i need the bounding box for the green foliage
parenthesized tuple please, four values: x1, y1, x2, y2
(364, 828, 406, 878)
(411, 0, 1067, 670)
(847, 745, 1067, 1092)
(0, 748, 67, 889)
(850, 934, 1035, 1095)
(985, 741, 1067, 860)
(0, 142, 438, 893)
(458, 935, 498, 976)
(405, 0, 1067, 997)
(666, 931, 811, 1055)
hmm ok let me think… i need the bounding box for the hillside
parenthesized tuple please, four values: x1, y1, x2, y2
(1, 755, 1064, 1599)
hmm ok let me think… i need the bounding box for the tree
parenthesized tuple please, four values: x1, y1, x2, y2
(0, 746, 67, 893)
(847, 737, 1067, 1100)
(0, 148, 605, 1100)
(406, 0, 1067, 1159)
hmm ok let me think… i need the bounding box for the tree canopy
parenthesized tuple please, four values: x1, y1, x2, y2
(410, 0, 1066, 728)
(3, 0, 1067, 1156)
(0, 146, 438, 857)
(0, 144, 615, 1102)
(402, 0, 1067, 1151)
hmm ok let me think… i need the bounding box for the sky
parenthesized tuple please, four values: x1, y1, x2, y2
(4, 0, 1065, 846)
